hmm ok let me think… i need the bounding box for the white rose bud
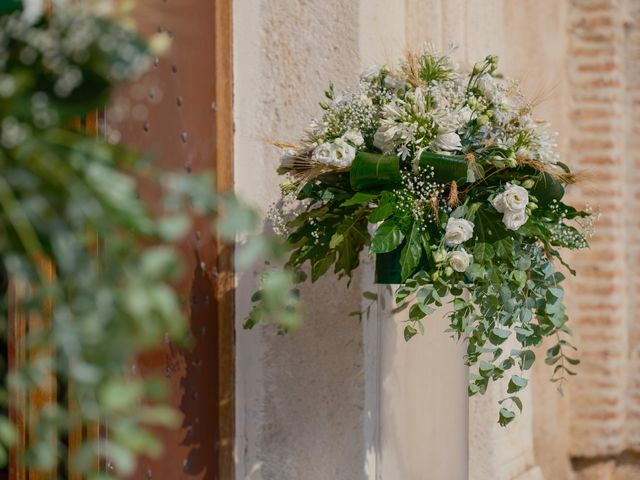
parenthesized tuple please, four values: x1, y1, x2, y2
(502, 210, 529, 231)
(447, 249, 473, 273)
(444, 218, 474, 246)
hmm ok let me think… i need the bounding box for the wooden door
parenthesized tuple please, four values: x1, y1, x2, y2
(108, 1, 234, 479)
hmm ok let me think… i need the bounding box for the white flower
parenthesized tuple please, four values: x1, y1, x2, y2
(312, 142, 334, 164)
(342, 129, 364, 146)
(491, 184, 529, 213)
(458, 106, 474, 124)
(503, 210, 529, 231)
(373, 124, 400, 153)
(444, 218, 474, 246)
(360, 65, 380, 82)
(432, 132, 462, 152)
(447, 249, 473, 273)
(21, 0, 44, 24)
(332, 139, 356, 167)
(477, 74, 502, 104)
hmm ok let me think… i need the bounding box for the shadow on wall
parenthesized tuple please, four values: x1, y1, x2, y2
(236, 218, 369, 480)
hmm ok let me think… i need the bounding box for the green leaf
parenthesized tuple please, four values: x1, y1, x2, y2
(341, 192, 378, 206)
(473, 243, 495, 263)
(507, 375, 529, 393)
(371, 220, 405, 254)
(363, 291, 378, 301)
(498, 407, 516, 426)
(369, 191, 395, 223)
(399, 222, 423, 281)
(519, 350, 536, 370)
(404, 325, 418, 341)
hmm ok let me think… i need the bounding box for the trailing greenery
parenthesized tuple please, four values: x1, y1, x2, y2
(249, 48, 595, 425)
(0, 2, 298, 476)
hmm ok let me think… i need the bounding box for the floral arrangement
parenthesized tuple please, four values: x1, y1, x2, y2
(248, 49, 595, 425)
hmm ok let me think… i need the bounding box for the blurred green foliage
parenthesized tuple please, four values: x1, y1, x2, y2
(0, 3, 298, 477)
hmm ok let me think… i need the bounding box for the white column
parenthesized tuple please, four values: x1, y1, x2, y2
(374, 288, 469, 480)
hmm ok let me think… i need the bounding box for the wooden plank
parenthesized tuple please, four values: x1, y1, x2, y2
(8, 280, 27, 480)
(28, 259, 57, 480)
(213, 1, 235, 478)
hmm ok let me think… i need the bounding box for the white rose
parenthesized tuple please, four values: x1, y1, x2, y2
(447, 249, 473, 273)
(432, 131, 462, 152)
(444, 218, 474, 246)
(360, 65, 381, 82)
(332, 141, 356, 168)
(492, 184, 529, 214)
(342, 129, 364, 146)
(312, 142, 334, 165)
(503, 210, 529, 231)
(373, 124, 399, 153)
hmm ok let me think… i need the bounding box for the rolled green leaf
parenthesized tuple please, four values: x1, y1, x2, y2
(350, 151, 468, 191)
(418, 151, 468, 183)
(350, 152, 402, 191)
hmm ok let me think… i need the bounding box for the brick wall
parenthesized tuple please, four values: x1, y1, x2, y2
(566, 0, 640, 477)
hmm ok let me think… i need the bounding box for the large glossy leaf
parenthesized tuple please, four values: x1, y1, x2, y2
(400, 222, 422, 281)
(371, 220, 404, 253)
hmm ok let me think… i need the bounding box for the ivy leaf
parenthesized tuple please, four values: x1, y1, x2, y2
(399, 222, 422, 281)
(371, 220, 404, 254)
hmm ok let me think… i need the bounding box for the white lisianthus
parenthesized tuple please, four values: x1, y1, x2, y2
(342, 129, 364, 146)
(447, 249, 473, 273)
(491, 184, 529, 213)
(332, 139, 356, 167)
(444, 218, 474, 246)
(312, 142, 334, 165)
(432, 131, 462, 152)
(373, 124, 399, 153)
(360, 65, 380, 82)
(503, 210, 529, 231)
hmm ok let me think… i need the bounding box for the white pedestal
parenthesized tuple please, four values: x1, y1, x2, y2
(366, 287, 469, 480)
